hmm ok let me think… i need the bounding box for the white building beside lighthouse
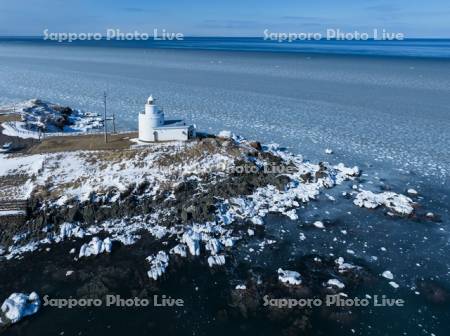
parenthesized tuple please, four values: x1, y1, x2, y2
(138, 96, 195, 142)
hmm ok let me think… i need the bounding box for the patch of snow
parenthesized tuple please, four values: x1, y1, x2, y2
(1, 99, 103, 139)
(0, 210, 26, 217)
(148, 225, 168, 240)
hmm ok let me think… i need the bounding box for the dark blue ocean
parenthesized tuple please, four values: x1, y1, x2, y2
(1, 37, 450, 58)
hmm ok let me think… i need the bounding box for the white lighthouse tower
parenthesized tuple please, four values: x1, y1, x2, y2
(138, 95, 195, 142)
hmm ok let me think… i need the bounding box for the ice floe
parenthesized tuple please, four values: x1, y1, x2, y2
(207, 255, 226, 267)
(335, 257, 358, 273)
(79, 237, 112, 258)
(181, 230, 202, 256)
(382, 270, 394, 280)
(353, 190, 414, 215)
(327, 278, 345, 289)
(205, 238, 222, 255)
(313, 221, 325, 229)
(0, 292, 40, 325)
(59, 223, 85, 241)
(407, 188, 418, 196)
(147, 251, 170, 280)
(278, 268, 302, 285)
(169, 244, 187, 258)
(389, 281, 400, 289)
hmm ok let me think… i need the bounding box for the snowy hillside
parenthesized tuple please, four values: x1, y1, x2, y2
(1, 99, 103, 139)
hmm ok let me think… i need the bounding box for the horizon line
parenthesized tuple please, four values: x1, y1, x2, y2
(1, 35, 450, 40)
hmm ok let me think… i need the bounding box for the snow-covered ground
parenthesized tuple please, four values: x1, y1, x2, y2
(0, 99, 103, 139)
(0, 141, 232, 203)
(1, 136, 368, 265)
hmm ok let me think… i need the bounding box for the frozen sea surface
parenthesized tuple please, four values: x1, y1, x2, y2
(0, 44, 449, 185)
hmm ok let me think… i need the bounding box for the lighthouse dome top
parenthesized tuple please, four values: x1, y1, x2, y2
(147, 95, 154, 105)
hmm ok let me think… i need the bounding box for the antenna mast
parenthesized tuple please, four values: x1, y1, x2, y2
(112, 109, 116, 133)
(103, 91, 108, 143)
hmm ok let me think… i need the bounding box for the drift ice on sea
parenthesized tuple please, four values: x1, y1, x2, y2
(382, 270, 394, 280)
(207, 255, 226, 267)
(353, 190, 414, 215)
(170, 244, 188, 258)
(147, 251, 170, 280)
(278, 268, 302, 285)
(78, 237, 112, 258)
(0, 292, 40, 325)
(327, 278, 345, 289)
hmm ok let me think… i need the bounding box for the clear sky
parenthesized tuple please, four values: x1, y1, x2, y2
(0, 0, 449, 37)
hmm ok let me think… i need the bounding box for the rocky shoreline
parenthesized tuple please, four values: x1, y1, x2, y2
(0, 130, 432, 333)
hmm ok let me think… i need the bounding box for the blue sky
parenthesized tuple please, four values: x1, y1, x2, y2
(0, 0, 449, 37)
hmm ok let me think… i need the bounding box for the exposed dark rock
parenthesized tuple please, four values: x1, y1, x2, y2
(416, 279, 450, 305)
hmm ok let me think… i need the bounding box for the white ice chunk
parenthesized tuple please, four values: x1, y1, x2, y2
(78, 237, 112, 258)
(169, 244, 187, 258)
(181, 230, 201, 256)
(313, 221, 325, 229)
(205, 238, 221, 255)
(218, 130, 233, 139)
(354, 190, 414, 215)
(407, 189, 418, 195)
(1, 292, 40, 325)
(146, 251, 169, 280)
(389, 281, 399, 289)
(327, 279, 345, 289)
(278, 268, 302, 285)
(207, 255, 226, 267)
(382, 270, 394, 280)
